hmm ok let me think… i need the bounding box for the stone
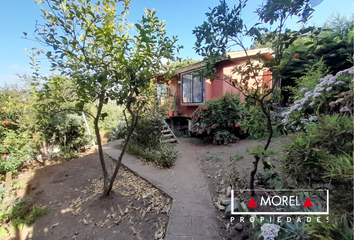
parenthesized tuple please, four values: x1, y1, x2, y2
(215, 203, 226, 211)
(225, 199, 240, 218)
(220, 198, 232, 206)
(226, 186, 231, 197)
(235, 223, 243, 231)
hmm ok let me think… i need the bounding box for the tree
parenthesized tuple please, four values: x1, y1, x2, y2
(31, 0, 180, 195)
(193, 0, 318, 195)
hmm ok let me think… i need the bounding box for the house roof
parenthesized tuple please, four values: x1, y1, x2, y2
(175, 48, 273, 74)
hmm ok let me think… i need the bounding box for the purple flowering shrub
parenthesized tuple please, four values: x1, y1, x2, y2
(190, 92, 248, 145)
(282, 67, 353, 130)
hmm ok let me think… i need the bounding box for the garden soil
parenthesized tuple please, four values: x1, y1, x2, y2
(3, 136, 292, 240)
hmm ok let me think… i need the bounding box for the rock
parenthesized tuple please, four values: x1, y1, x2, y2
(235, 223, 243, 231)
(226, 186, 231, 197)
(225, 198, 240, 218)
(220, 198, 232, 206)
(215, 203, 226, 211)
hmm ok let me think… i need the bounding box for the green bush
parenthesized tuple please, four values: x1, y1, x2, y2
(190, 92, 248, 145)
(127, 142, 178, 168)
(306, 214, 353, 240)
(282, 114, 353, 212)
(41, 113, 90, 159)
(0, 87, 39, 174)
(119, 114, 178, 168)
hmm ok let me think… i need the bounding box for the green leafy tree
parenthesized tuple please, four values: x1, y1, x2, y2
(193, 0, 318, 195)
(30, 0, 180, 195)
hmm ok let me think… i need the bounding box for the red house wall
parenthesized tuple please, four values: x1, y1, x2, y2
(168, 59, 272, 118)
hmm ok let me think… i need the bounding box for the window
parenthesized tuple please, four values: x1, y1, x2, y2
(181, 72, 205, 104)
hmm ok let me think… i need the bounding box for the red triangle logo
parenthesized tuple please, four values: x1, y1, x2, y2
(303, 198, 313, 207)
(247, 198, 258, 207)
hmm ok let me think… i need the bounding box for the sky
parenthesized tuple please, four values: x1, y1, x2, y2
(0, 0, 353, 87)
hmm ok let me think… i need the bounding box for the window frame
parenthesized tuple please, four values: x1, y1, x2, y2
(180, 71, 205, 105)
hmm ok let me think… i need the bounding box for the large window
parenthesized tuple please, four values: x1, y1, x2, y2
(181, 73, 205, 104)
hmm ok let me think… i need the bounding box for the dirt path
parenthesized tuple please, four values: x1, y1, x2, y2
(104, 139, 222, 240)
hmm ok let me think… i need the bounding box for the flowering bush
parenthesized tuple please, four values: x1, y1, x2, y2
(282, 67, 353, 131)
(190, 93, 248, 145)
(261, 223, 281, 240)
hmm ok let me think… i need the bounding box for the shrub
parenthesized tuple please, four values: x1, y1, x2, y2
(0, 87, 39, 175)
(282, 114, 353, 212)
(117, 82, 178, 168)
(127, 142, 178, 168)
(281, 67, 353, 131)
(190, 92, 248, 145)
(306, 214, 353, 240)
(42, 113, 90, 159)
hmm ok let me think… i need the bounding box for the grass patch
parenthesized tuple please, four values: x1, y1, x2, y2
(0, 197, 48, 232)
(234, 154, 244, 161)
(204, 156, 222, 162)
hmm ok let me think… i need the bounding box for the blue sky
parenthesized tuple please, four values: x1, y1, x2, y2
(0, 0, 352, 87)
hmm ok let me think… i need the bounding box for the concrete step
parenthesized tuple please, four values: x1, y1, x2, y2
(163, 138, 177, 143)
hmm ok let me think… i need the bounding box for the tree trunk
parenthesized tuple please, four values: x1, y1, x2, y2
(105, 99, 137, 196)
(94, 93, 109, 195)
(249, 104, 273, 196)
(105, 125, 134, 195)
(250, 156, 260, 196)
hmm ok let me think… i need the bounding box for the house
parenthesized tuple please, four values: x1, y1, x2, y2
(158, 48, 274, 132)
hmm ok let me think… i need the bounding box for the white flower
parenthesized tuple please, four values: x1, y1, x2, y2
(349, 69, 354, 74)
(319, 81, 328, 87)
(313, 93, 322, 98)
(300, 97, 308, 105)
(324, 75, 333, 81)
(261, 223, 281, 240)
(318, 78, 324, 82)
(326, 87, 332, 92)
(282, 118, 289, 124)
(305, 91, 313, 97)
(334, 81, 345, 85)
(298, 107, 302, 111)
(309, 101, 315, 106)
(309, 116, 318, 122)
(296, 127, 301, 131)
(294, 100, 301, 104)
(336, 71, 344, 77)
(281, 112, 291, 117)
(340, 106, 350, 112)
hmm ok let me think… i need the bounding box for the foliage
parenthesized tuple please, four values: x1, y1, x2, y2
(306, 214, 353, 240)
(284, 60, 329, 102)
(190, 92, 248, 145)
(282, 68, 353, 131)
(0, 197, 47, 231)
(282, 114, 353, 212)
(193, 0, 317, 195)
(162, 58, 199, 72)
(279, 14, 353, 88)
(31, 76, 91, 159)
(0, 86, 39, 175)
(127, 142, 177, 168)
(31, 0, 180, 195)
(118, 82, 178, 168)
